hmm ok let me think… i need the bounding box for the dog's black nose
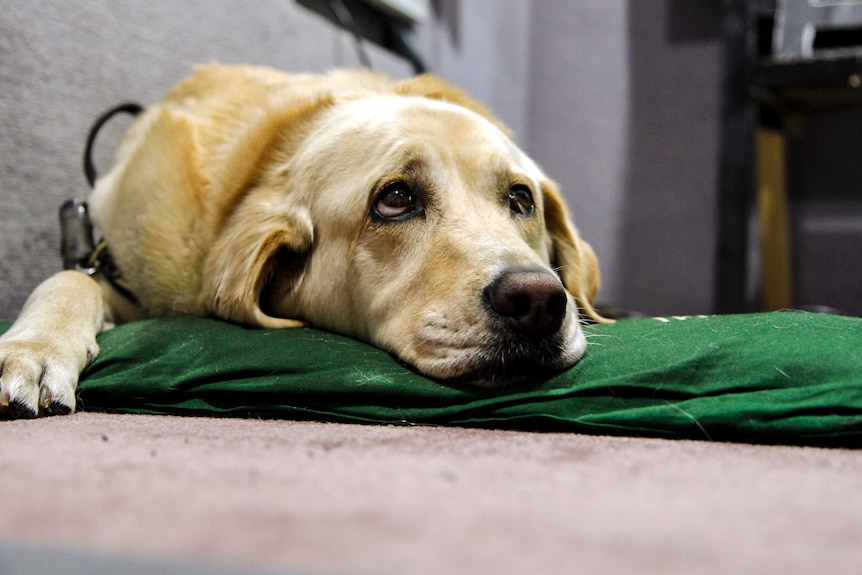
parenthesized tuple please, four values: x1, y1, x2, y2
(484, 269, 568, 338)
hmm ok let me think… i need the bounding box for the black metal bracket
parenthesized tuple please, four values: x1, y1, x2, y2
(297, 0, 428, 74)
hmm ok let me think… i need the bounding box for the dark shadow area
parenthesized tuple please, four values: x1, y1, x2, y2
(786, 109, 862, 316)
(668, 0, 722, 43)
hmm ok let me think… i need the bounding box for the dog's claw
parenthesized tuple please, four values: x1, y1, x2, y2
(38, 388, 72, 416)
(39, 386, 52, 409)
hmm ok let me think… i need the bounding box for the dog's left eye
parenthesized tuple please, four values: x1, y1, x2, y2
(374, 182, 423, 220)
(508, 186, 535, 218)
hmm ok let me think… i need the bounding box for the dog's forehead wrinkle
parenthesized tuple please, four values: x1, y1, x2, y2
(298, 95, 546, 206)
(330, 96, 520, 158)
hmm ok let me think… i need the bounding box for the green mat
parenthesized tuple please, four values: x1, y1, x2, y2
(4, 312, 862, 446)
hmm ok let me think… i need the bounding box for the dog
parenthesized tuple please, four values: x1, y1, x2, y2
(0, 64, 608, 418)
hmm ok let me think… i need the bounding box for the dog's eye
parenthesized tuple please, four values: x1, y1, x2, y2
(508, 186, 535, 218)
(374, 182, 422, 220)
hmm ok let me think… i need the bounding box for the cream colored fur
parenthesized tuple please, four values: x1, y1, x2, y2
(0, 64, 607, 417)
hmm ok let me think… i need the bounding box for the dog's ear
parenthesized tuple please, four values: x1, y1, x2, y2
(541, 179, 612, 324)
(201, 186, 313, 328)
(394, 74, 512, 136)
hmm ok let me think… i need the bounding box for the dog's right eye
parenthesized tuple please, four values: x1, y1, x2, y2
(373, 182, 423, 221)
(508, 185, 536, 218)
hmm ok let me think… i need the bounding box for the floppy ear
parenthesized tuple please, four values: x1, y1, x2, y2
(201, 186, 313, 328)
(541, 179, 612, 324)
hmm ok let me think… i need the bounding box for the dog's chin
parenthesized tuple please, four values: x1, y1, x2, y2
(417, 339, 581, 389)
(443, 360, 561, 389)
(395, 317, 587, 388)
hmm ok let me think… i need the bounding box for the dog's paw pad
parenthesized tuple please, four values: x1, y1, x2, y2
(44, 401, 73, 416)
(9, 399, 38, 419)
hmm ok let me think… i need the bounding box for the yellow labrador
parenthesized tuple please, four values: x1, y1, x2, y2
(0, 64, 607, 418)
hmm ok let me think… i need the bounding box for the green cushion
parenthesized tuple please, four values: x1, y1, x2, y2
(3, 312, 861, 446)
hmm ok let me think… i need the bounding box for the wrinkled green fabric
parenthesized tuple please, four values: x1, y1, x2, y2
(3, 312, 861, 446)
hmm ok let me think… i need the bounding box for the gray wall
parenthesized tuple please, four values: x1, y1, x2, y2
(620, 0, 722, 316)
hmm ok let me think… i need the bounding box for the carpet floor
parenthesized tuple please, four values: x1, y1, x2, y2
(1, 413, 860, 574)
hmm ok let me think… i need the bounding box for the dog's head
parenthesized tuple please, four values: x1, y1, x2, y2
(202, 75, 606, 386)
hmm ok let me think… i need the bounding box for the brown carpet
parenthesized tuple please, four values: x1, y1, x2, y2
(1, 413, 860, 574)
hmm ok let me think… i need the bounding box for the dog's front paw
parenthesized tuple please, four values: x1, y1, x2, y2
(0, 339, 96, 418)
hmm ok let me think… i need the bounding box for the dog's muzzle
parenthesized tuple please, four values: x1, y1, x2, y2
(437, 267, 577, 387)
